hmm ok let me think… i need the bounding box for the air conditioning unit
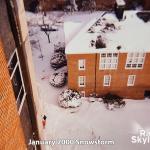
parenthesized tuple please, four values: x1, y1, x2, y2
(115, 0, 126, 20)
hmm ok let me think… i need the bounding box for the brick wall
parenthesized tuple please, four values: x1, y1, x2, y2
(0, 39, 26, 150)
(96, 0, 150, 10)
(0, 0, 16, 62)
(96, 0, 116, 10)
(67, 53, 150, 99)
(67, 54, 96, 95)
(144, 0, 150, 10)
(96, 53, 150, 99)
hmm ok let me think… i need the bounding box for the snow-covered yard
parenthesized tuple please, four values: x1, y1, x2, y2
(45, 99, 150, 150)
(26, 11, 150, 150)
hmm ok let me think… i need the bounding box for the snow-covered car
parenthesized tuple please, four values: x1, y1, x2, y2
(49, 72, 66, 87)
(50, 53, 67, 69)
(58, 89, 82, 108)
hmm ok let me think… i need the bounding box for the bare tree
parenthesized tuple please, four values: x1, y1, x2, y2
(37, 0, 51, 43)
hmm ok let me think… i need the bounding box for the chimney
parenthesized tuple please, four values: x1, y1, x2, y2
(115, 0, 126, 20)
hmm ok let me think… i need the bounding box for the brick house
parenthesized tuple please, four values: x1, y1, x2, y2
(66, 11, 150, 99)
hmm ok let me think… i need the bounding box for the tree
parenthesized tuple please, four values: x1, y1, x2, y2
(37, 0, 51, 43)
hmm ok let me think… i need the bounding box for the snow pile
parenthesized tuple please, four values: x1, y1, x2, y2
(58, 89, 82, 108)
(50, 52, 67, 69)
(49, 71, 67, 87)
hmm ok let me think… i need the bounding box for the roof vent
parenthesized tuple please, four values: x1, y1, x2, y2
(115, 0, 126, 20)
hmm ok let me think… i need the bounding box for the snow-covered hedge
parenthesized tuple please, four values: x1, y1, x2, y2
(50, 53, 67, 69)
(102, 93, 126, 110)
(54, 42, 65, 54)
(58, 89, 82, 108)
(137, 12, 150, 23)
(49, 72, 66, 87)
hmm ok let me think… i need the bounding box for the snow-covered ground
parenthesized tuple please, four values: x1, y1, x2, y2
(26, 11, 150, 150)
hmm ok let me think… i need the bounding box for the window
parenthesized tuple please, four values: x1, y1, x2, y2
(127, 75, 136, 86)
(78, 76, 86, 87)
(78, 59, 86, 70)
(103, 75, 111, 86)
(126, 52, 145, 69)
(8, 49, 26, 114)
(99, 53, 119, 70)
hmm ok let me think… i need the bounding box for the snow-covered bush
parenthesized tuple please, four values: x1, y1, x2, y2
(106, 103, 115, 111)
(50, 53, 67, 69)
(58, 89, 82, 108)
(137, 12, 150, 23)
(49, 72, 66, 87)
(54, 42, 65, 54)
(102, 93, 126, 110)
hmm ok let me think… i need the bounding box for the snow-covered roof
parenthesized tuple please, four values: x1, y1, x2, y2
(64, 21, 83, 45)
(65, 11, 150, 54)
